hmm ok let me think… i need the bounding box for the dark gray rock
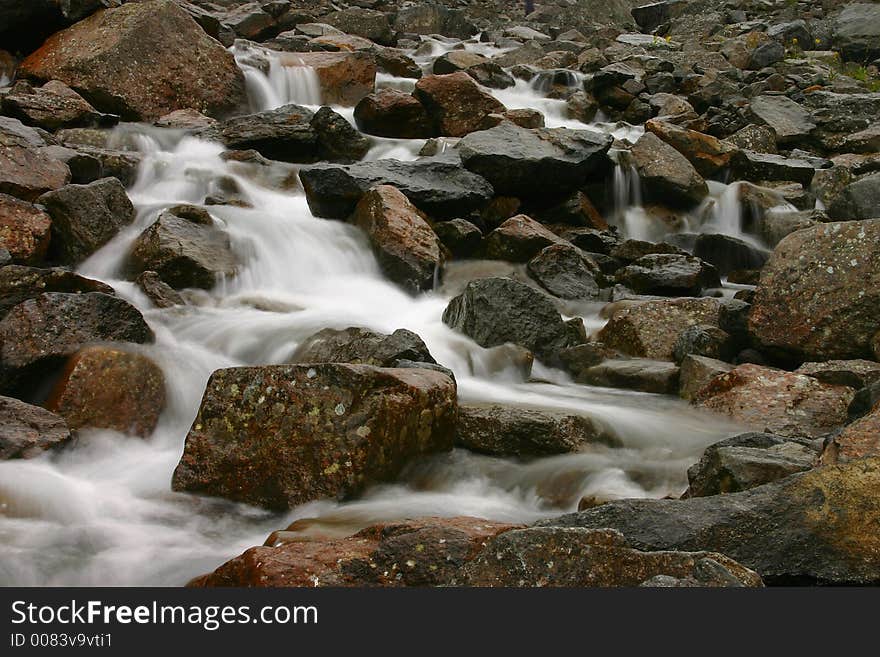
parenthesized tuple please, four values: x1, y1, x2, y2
(672, 324, 733, 364)
(0, 264, 114, 319)
(433, 218, 482, 258)
(134, 270, 184, 309)
(827, 173, 880, 220)
(0, 394, 71, 460)
(730, 150, 816, 187)
(290, 327, 435, 368)
(834, 3, 880, 62)
(577, 358, 680, 394)
(629, 132, 708, 207)
(747, 95, 816, 148)
(527, 243, 600, 299)
(617, 253, 721, 297)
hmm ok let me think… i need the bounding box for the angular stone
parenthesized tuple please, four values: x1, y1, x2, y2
(46, 346, 165, 437)
(747, 96, 816, 147)
(352, 186, 443, 293)
(291, 327, 435, 368)
(134, 270, 184, 309)
(527, 243, 600, 300)
(0, 395, 71, 460)
(171, 364, 457, 510)
(0, 264, 113, 319)
(577, 359, 680, 394)
(287, 52, 377, 107)
(38, 177, 134, 264)
(694, 364, 854, 438)
(485, 215, 564, 263)
(617, 254, 721, 297)
(0, 194, 52, 265)
(629, 132, 708, 207)
(19, 0, 246, 121)
(413, 72, 506, 137)
(679, 354, 732, 401)
(353, 90, 435, 139)
(827, 173, 880, 221)
(645, 119, 737, 177)
(0, 117, 71, 201)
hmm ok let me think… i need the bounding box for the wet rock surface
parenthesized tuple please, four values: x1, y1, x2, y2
(0, 395, 71, 460)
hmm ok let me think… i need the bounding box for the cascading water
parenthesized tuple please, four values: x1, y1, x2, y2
(233, 43, 323, 111)
(0, 40, 753, 587)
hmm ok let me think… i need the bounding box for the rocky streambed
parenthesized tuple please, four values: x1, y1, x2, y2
(1, 0, 879, 587)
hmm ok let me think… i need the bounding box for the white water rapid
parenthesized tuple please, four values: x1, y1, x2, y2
(0, 40, 755, 586)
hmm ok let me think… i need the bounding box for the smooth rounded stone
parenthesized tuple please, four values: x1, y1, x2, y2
(287, 52, 377, 107)
(749, 220, 880, 361)
(0, 193, 52, 265)
(171, 363, 457, 510)
(46, 346, 165, 437)
(693, 364, 854, 439)
(322, 7, 394, 46)
(0, 395, 71, 460)
(485, 214, 564, 263)
(290, 326, 435, 368)
(442, 277, 577, 361)
(730, 150, 816, 187)
(644, 119, 737, 177)
(299, 159, 494, 220)
(433, 218, 482, 258)
(37, 177, 134, 265)
(826, 173, 880, 221)
(834, 2, 880, 62)
(128, 207, 238, 290)
(457, 122, 612, 199)
(539, 456, 880, 585)
(134, 271, 184, 309)
(1, 80, 110, 132)
(353, 89, 435, 139)
(19, 0, 246, 121)
(577, 359, 680, 395)
(820, 401, 880, 465)
(0, 264, 114, 319)
(629, 132, 708, 207)
(192, 516, 517, 587)
(352, 185, 443, 293)
(796, 360, 880, 390)
(527, 243, 600, 300)
(466, 62, 515, 90)
(747, 95, 816, 148)
(616, 253, 721, 297)
(686, 433, 819, 498)
(454, 403, 614, 457)
(455, 527, 761, 588)
(679, 354, 733, 401)
(0, 292, 154, 396)
(672, 324, 733, 364)
(412, 72, 506, 138)
(597, 297, 723, 361)
(690, 233, 769, 276)
(0, 117, 71, 202)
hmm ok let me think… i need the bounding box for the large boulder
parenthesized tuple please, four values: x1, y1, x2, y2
(748, 220, 880, 361)
(747, 96, 816, 148)
(128, 206, 238, 290)
(282, 52, 376, 107)
(629, 132, 708, 207)
(834, 2, 880, 61)
(352, 185, 444, 293)
(171, 364, 456, 510)
(457, 122, 612, 199)
(1, 80, 109, 133)
(290, 327, 435, 368)
(644, 120, 737, 177)
(597, 297, 722, 361)
(539, 457, 880, 584)
(0, 292, 153, 395)
(527, 243, 600, 300)
(686, 433, 818, 497)
(820, 401, 880, 465)
(37, 177, 134, 264)
(46, 346, 165, 437)
(323, 8, 394, 46)
(193, 517, 518, 587)
(457, 527, 762, 587)
(455, 403, 612, 457)
(693, 364, 854, 438)
(0, 194, 52, 265)
(353, 90, 436, 139)
(0, 264, 113, 319)
(826, 173, 880, 221)
(0, 395, 71, 460)
(412, 72, 506, 138)
(0, 117, 70, 201)
(300, 159, 493, 220)
(19, 0, 247, 121)
(442, 277, 578, 361)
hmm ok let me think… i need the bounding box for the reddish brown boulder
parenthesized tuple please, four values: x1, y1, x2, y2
(413, 72, 506, 137)
(485, 214, 565, 262)
(645, 119, 738, 177)
(284, 52, 377, 107)
(820, 401, 880, 465)
(171, 363, 457, 510)
(191, 517, 520, 587)
(19, 0, 246, 121)
(0, 395, 71, 460)
(352, 185, 444, 293)
(1, 80, 106, 132)
(749, 220, 880, 362)
(0, 117, 71, 201)
(0, 193, 51, 264)
(694, 364, 854, 438)
(46, 346, 166, 437)
(353, 89, 436, 139)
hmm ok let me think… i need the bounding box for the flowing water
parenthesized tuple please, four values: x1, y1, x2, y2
(0, 41, 758, 586)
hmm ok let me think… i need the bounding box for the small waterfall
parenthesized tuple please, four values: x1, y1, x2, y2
(232, 43, 322, 111)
